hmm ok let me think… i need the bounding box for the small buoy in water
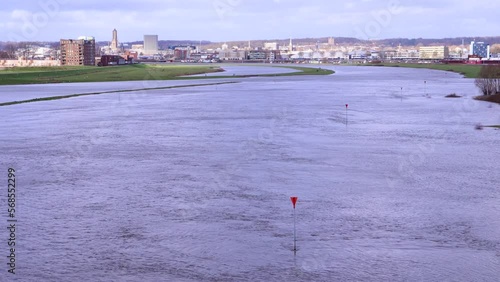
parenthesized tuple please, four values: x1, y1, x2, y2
(475, 124, 483, 130)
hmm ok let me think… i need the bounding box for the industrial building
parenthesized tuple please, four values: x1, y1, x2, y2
(419, 46, 449, 60)
(218, 49, 247, 61)
(60, 36, 96, 66)
(248, 50, 281, 61)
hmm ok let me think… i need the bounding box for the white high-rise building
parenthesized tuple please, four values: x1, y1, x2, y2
(144, 35, 159, 55)
(419, 46, 449, 60)
(470, 41, 490, 58)
(264, 42, 279, 50)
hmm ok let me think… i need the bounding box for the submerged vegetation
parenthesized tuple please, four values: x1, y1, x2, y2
(0, 81, 237, 107)
(474, 94, 500, 104)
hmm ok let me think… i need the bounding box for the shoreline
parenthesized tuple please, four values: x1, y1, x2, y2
(358, 63, 482, 78)
(473, 94, 500, 104)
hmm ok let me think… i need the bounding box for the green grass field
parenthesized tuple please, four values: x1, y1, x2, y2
(0, 64, 334, 85)
(195, 65, 334, 79)
(269, 66, 334, 76)
(0, 64, 223, 85)
(363, 63, 482, 78)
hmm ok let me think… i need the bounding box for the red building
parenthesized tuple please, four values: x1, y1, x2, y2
(98, 55, 128, 66)
(60, 37, 95, 66)
(174, 49, 189, 60)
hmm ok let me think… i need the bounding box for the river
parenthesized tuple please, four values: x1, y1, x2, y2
(0, 65, 499, 281)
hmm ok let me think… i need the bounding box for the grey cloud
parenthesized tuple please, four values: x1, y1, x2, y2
(1, 0, 499, 42)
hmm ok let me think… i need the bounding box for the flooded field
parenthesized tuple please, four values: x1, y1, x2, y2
(1, 66, 499, 281)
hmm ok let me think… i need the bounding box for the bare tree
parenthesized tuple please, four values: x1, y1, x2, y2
(490, 44, 500, 55)
(17, 42, 36, 60)
(4, 43, 18, 59)
(475, 65, 500, 95)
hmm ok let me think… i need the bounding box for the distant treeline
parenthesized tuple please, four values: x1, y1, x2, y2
(2, 36, 500, 51)
(220, 36, 500, 47)
(375, 36, 500, 46)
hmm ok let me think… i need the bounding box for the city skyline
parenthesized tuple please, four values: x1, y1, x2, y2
(1, 0, 500, 42)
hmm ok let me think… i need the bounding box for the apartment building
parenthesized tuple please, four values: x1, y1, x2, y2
(60, 36, 96, 66)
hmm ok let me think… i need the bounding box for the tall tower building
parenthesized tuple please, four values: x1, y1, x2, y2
(110, 28, 118, 51)
(143, 35, 159, 55)
(328, 37, 335, 46)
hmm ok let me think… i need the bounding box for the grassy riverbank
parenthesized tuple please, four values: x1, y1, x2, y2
(0, 64, 334, 85)
(473, 94, 500, 104)
(363, 63, 482, 78)
(0, 64, 223, 85)
(198, 66, 334, 79)
(270, 66, 334, 76)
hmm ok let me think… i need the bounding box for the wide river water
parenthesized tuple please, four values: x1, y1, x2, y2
(0, 65, 499, 281)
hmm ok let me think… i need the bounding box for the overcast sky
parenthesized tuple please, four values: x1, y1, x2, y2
(1, 0, 499, 42)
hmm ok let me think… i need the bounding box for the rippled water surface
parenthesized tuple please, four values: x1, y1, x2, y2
(1, 66, 499, 281)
